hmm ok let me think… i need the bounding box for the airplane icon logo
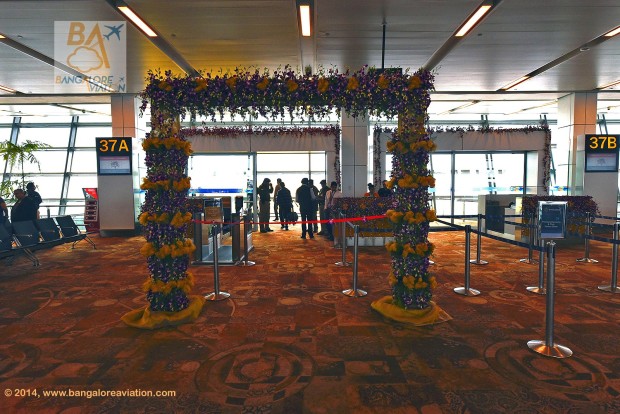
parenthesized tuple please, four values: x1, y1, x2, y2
(104, 24, 124, 40)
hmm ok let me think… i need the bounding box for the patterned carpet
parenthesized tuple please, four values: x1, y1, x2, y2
(1, 223, 619, 413)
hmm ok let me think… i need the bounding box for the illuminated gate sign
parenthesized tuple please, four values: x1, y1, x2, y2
(584, 134, 620, 172)
(96, 137, 132, 175)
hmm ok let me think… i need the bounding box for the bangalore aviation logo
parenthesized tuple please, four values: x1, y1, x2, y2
(54, 21, 126, 93)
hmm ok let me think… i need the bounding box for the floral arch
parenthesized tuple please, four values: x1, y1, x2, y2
(122, 66, 446, 329)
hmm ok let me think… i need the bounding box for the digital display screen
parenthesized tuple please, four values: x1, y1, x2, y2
(98, 155, 131, 175)
(585, 152, 618, 172)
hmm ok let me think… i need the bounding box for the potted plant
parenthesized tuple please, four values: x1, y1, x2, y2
(0, 140, 49, 201)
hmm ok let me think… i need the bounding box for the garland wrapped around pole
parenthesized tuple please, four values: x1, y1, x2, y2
(371, 71, 451, 325)
(122, 113, 205, 329)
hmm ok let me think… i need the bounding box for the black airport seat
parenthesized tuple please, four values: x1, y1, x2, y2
(55, 216, 96, 249)
(35, 218, 64, 247)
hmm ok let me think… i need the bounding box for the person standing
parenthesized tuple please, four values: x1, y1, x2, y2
(0, 195, 8, 228)
(273, 178, 282, 221)
(276, 181, 293, 230)
(26, 181, 42, 218)
(317, 179, 329, 235)
(295, 178, 315, 239)
(10, 188, 38, 223)
(324, 181, 341, 241)
(378, 180, 392, 197)
(364, 183, 379, 197)
(308, 179, 320, 233)
(257, 178, 273, 233)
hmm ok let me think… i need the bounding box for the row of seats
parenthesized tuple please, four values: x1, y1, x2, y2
(0, 216, 96, 266)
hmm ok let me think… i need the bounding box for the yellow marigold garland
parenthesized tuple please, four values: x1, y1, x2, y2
(142, 137, 192, 155)
(139, 211, 192, 228)
(141, 177, 191, 192)
(143, 272, 196, 294)
(140, 239, 196, 259)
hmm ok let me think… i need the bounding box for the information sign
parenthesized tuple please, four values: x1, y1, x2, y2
(538, 201, 567, 239)
(584, 134, 619, 172)
(96, 137, 132, 175)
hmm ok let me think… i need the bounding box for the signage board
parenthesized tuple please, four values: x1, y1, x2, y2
(96, 137, 132, 175)
(538, 201, 567, 239)
(584, 134, 619, 172)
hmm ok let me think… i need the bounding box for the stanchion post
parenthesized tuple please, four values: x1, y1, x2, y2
(470, 213, 488, 265)
(205, 224, 231, 301)
(527, 223, 546, 294)
(335, 214, 351, 266)
(527, 241, 573, 358)
(454, 225, 481, 296)
(576, 212, 598, 263)
(520, 214, 538, 264)
(343, 225, 367, 297)
(192, 212, 203, 262)
(237, 213, 255, 267)
(598, 222, 620, 293)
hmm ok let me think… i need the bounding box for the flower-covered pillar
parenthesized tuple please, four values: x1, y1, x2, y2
(371, 73, 451, 325)
(122, 108, 205, 329)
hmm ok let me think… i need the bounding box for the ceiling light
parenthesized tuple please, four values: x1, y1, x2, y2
(599, 79, 620, 89)
(0, 85, 17, 94)
(0, 34, 6, 39)
(604, 26, 620, 37)
(299, 4, 312, 37)
(438, 100, 480, 115)
(118, 5, 157, 37)
(500, 75, 530, 91)
(455, 4, 492, 37)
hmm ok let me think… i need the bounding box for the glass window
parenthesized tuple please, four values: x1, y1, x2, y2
(66, 175, 99, 199)
(22, 175, 64, 203)
(20, 150, 68, 173)
(0, 125, 11, 141)
(17, 126, 71, 147)
(75, 126, 112, 148)
(258, 153, 310, 172)
(71, 150, 97, 173)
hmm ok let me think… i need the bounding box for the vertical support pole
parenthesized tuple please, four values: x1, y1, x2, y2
(598, 222, 620, 293)
(576, 212, 598, 263)
(237, 213, 255, 267)
(335, 214, 351, 266)
(527, 241, 573, 358)
(520, 214, 538, 264)
(205, 224, 230, 301)
(527, 224, 546, 294)
(342, 225, 367, 297)
(454, 225, 480, 296)
(192, 212, 203, 262)
(470, 213, 488, 265)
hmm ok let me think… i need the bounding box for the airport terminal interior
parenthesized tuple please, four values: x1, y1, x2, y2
(1, 1, 620, 413)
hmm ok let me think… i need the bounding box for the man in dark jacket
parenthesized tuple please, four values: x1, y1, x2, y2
(276, 181, 293, 230)
(257, 178, 273, 233)
(11, 188, 37, 223)
(295, 178, 315, 239)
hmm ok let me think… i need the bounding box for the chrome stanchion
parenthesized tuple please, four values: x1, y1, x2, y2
(470, 213, 488, 265)
(205, 224, 231, 301)
(598, 222, 620, 293)
(343, 225, 367, 297)
(192, 212, 203, 262)
(454, 225, 480, 296)
(237, 213, 255, 267)
(527, 228, 546, 295)
(520, 215, 538, 264)
(528, 241, 573, 358)
(576, 212, 598, 263)
(335, 214, 351, 266)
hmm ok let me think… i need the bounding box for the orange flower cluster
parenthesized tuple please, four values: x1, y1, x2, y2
(347, 76, 359, 91)
(385, 241, 435, 258)
(194, 78, 208, 92)
(377, 75, 389, 89)
(386, 139, 436, 154)
(387, 272, 437, 291)
(395, 173, 436, 189)
(386, 209, 437, 225)
(317, 78, 329, 93)
(143, 272, 195, 294)
(257, 77, 270, 90)
(141, 177, 191, 192)
(408, 75, 422, 90)
(140, 239, 196, 259)
(158, 81, 172, 91)
(138, 211, 192, 228)
(226, 76, 237, 89)
(142, 137, 192, 156)
(286, 79, 299, 92)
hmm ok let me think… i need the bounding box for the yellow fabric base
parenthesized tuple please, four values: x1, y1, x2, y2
(121, 295, 205, 330)
(371, 296, 452, 326)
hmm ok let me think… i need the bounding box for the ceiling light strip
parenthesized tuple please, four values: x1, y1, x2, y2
(0, 85, 17, 93)
(299, 5, 312, 37)
(599, 79, 620, 89)
(455, 4, 492, 37)
(604, 26, 620, 37)
(118, 6, 157, 37)
(500, 76, 530, 91)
